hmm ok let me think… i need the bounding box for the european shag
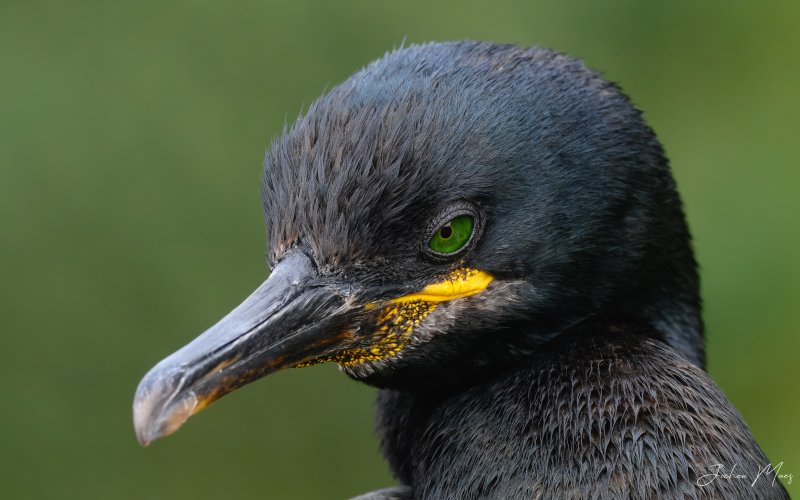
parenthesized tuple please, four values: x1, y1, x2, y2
(133, 42, 788, 499)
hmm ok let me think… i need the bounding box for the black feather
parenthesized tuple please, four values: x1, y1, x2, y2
(260, 41, 787, 498)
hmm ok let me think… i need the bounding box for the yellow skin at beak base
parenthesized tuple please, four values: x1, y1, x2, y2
(299, 268, 494, 367)
(390, 268, 494, 304)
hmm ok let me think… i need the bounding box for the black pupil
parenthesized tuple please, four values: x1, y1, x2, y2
(440, 225, 453, 239)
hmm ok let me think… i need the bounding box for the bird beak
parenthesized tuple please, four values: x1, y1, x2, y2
(133, 247, 494, 446)
(132, 250, 356, 446)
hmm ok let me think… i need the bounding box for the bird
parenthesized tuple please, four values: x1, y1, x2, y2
(133, 41, 789, 499)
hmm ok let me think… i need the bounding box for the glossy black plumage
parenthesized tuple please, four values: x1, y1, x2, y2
(262, 41, 705, 384)
(269, 41, 784, 498)
(278, 43, 785, 498)
(134, 41, 789, 498)
(376, 321, 785, 498)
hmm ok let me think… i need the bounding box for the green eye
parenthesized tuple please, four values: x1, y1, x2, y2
(429, 214, 474, 254)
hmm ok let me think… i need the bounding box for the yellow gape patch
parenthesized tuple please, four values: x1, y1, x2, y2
(389, 268, 494, 305)
(297, 268, 493, 367)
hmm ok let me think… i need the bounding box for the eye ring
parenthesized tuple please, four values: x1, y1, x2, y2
(423, 204, 482, 260)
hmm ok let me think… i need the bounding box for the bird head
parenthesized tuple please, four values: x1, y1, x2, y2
(133, 42, 702, 446)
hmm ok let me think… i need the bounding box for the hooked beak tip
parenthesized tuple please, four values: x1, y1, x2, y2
(133, 370, 199, 447)
(131, 250, 357, 445)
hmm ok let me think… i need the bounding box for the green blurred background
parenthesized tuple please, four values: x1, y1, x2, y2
(1, 1, 798, 498)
